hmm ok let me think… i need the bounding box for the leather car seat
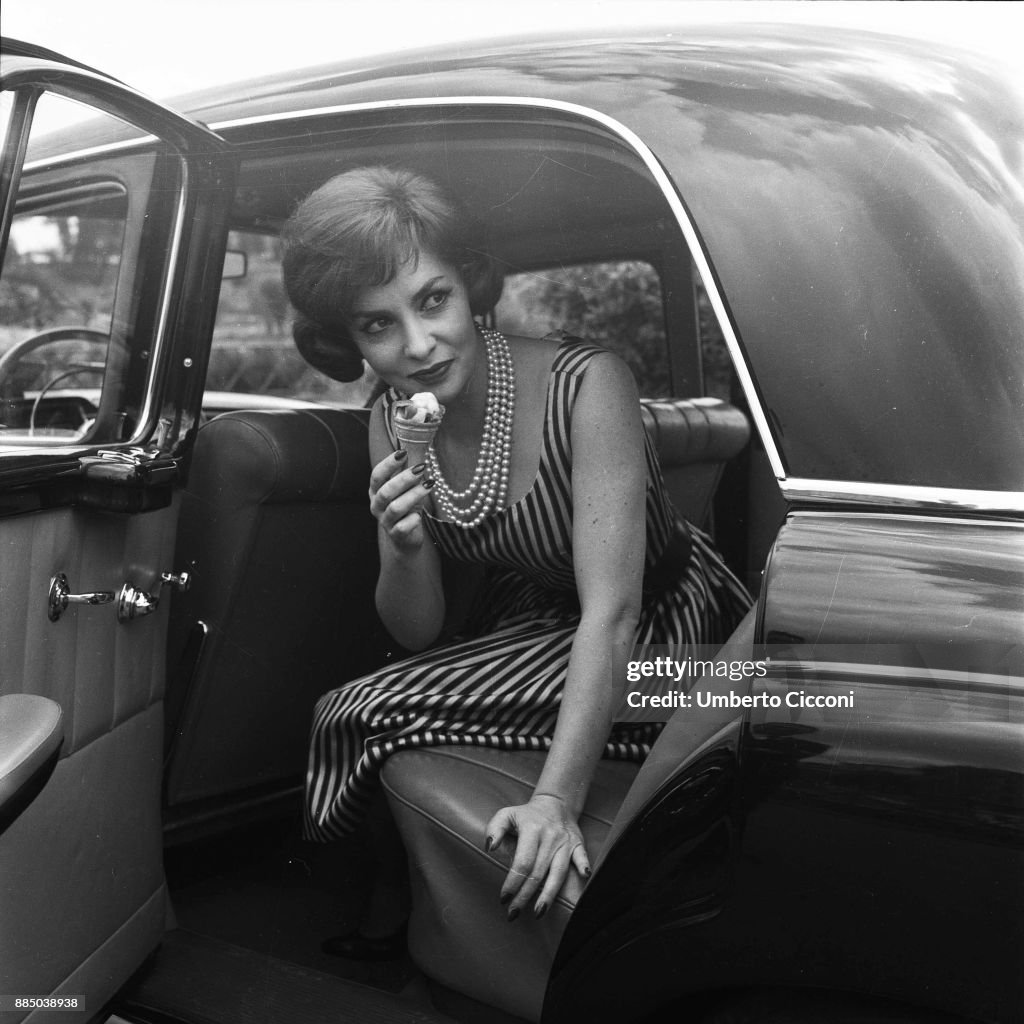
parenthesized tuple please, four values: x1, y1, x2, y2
(163, 408, 392, 837)
(640, 397, 750, 527)
(384, 748, 639, 1021)
(382, 398, 751, 1021)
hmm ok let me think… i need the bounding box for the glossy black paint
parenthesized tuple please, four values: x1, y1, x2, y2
(727, 665, 1023, 1022)
(760, 513, 1024, 645)
(552, 672, 1023, 1022)
(546, 707, 746, 1023)
(550, 514, 1024, 1022)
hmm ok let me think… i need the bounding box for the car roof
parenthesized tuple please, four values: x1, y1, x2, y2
(16, 22, 1014, 157)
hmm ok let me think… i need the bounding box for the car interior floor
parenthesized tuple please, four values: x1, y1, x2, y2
(115, 811, 460, 1024)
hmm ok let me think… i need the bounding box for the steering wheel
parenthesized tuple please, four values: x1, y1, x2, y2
(0, 326, 109, 389)
(0, 327, 109, 437)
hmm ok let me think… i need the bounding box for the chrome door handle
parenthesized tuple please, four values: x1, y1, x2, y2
(47, 571, 191, 623)
(48, 573, 115, 621)
(116, 572, 191, 623)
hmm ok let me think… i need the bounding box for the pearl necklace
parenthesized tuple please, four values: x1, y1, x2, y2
(427, 326, 515, 529)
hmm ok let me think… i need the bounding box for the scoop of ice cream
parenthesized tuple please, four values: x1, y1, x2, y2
(397, 392, 443, 425)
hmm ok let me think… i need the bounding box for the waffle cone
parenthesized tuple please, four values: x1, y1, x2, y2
(393, 401, 444, 463)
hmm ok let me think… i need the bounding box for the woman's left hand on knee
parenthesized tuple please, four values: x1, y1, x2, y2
(485, 795, 590, 920)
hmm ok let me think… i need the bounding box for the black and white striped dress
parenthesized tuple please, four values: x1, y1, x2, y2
(304, 338, 750, 841)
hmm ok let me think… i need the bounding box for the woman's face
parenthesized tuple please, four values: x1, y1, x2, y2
(347, 248, 481, 402)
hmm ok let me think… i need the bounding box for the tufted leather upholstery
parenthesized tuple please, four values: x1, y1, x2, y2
(640, 397, 750, 526)
(164, 408, 391, 834)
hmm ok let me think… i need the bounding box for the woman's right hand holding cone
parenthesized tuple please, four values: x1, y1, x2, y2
(368, 449, 435, 550)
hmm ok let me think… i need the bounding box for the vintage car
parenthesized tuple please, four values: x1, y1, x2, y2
(1, 20, 1022, 1024)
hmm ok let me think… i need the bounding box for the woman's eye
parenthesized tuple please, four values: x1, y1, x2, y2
(361, 317, 391, 335)
(422, 290, 449, 311)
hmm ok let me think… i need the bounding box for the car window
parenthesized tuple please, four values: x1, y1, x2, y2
(210, 229, 376, 407)
(495, 260, 670, 398)
(696, 280, 732, 402)
(3, 196, 126, 332)
(0, 92, 162, 445)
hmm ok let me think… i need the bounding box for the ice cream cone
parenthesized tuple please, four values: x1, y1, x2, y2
(393, 398, 444, 464)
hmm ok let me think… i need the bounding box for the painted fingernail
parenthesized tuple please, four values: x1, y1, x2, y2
(424, 477, 436, 490)
(394, 449, 408, 462)
(507, 908, 519, 922)
(584, 866, 592, 878)
(484, 836, 493, 852)
(500, 892, 512, 906)
(534, 902, 547, 919)
(411, 462, 427, 475)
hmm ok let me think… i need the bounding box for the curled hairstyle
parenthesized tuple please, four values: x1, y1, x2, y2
(282, 166, 505, 382)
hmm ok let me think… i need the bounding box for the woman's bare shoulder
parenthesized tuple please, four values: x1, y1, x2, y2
(506, 332, 562, 394)
(574, 348, 639, 413)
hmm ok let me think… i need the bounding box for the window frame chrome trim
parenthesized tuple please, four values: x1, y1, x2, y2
(14, 179, 128, 213)
(786, 509, 1024, 529)
(23, 136, 160, 173)
(782, 479, 1024, 516)
(0, 87, 39, 269)
(130, 156, 189, 445)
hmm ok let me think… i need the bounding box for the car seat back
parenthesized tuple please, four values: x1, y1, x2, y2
(640, 397, 750, 527)
(163, 408, 390, 838)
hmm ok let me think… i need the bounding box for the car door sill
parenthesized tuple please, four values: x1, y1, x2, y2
(114, 927, 458, 1023)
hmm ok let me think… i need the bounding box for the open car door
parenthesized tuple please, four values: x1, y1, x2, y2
(0, 40, 233, 1017)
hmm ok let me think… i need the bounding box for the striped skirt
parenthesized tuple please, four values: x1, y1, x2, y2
(303, 526, 749, 842)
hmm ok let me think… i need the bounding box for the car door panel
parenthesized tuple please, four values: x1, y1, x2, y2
(1, 503, 179, 737)
(759, 513, 1024, 644)
(0, 41, 233, 1016)
(547, 512, 1024, 1023)
(739, 513, 1023, 1021)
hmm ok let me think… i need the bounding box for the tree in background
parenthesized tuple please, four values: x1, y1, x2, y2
(497, 261, 670, 398)
(497, 260, 736, 400)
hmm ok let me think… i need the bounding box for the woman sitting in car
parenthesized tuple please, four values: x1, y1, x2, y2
(282, 165, 750, 955)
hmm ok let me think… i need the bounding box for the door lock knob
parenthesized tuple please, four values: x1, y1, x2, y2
(116, 571, 192, 622)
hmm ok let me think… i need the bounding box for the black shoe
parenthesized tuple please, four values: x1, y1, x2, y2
(321, 925, 408, 961)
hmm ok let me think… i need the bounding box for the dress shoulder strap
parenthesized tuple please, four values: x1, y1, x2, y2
(546, 330, 609, 380)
